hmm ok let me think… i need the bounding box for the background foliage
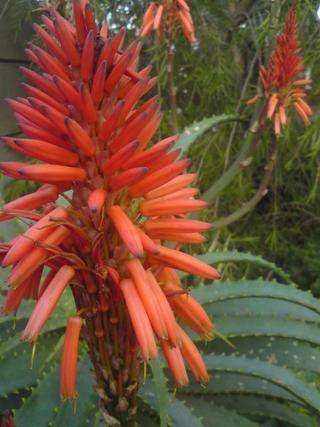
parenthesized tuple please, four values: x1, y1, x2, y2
(1, 0, 320, 426)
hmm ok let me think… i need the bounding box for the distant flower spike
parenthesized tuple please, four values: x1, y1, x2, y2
(0, 2, 218, 421)
(248, 7, 312, 136)
(140, 0, 196, 44)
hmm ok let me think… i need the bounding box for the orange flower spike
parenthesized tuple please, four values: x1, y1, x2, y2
(65, 117, 96, 156)
(17, 164, 87, 183)
(81, 30, 95, 82)
(3, 206, 68, 267)
(120, 279, 158, 360)
(140, 3, 157, 37)
(60, 316, 83, 400)
(22, 266, 75, 342)
(145, 173, 197, 199)
(31, 45, 70, 81)
(153, 5, 164, 30)
(146, 270, 180, 346)
(161, 341, 189, 387)
(88, 189, 106, 214)
(126, 259, 168, 339)
(178, 326, 209, 382)
(8, 226, 70, 288)
(0, 187, 57, 222)
(107, 206, 144, 258)
(153, 245, 220, 280)
(251, 7, 312, 135)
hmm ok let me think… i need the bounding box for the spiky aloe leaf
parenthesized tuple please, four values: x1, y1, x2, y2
(192, 280, 320, 315)
(187, 251, 293, 283)
(176, 115, 240, 157)
(149, 359, 170, 427)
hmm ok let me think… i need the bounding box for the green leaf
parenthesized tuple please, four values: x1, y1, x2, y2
(203, 297, 320, 322)
(149, 359, 170, 427)
(168, 397, 205, 427)
(204, 354, 320, 413)
(176, 115, 239, 157)
(177, 396, 258, 427)
(191, 280, 320, 316)
(187, 251, 293, 283)
(0, 333, 60, 395)
(200, 336, 320, 374)
(210, 395, 319, 427)
(214, 315, 320, 346)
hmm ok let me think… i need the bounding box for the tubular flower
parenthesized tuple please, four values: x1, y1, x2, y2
(248, 7, 312, 136)
(60, 316, 83, 400)
(140, 0, 196, 44)
(1, 0, 217, 420)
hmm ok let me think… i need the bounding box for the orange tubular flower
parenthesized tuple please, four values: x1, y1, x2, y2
(140, 0, 196, 44)
(60, 316, 83, 400)
(0, 1, 218, 420)
(248, 7, 312, 136)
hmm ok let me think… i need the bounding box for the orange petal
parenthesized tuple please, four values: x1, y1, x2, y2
(161, 341, 189, 387)
(17, 164, 86, 183)
(126, 259, 168, 339)
(152, 245, 220, 280)
(120, 278, 158, 360)
(107, 205, 143, 257)
(22, 265, 75, 342)
(140, 198, 208, 217)
(145, 173, 197, 200)
(60, 316, 83, 400)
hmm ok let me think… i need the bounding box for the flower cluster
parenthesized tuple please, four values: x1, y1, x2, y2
(0, 0, 217, 409)
(140, 0, 196, 44)
(248, 7, 312, 135)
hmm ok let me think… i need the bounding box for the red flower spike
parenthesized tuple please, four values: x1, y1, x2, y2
(22, 265, 75, 342)
(249, 7, 312, 136)
(140, 0, 196, 44)
(60, 316, 83, 400)
(1, 2, 220, 408)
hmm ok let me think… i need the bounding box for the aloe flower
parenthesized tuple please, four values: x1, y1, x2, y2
(140, 0, 196, 44)
(0, 0, 218, 422)
(248, 7, 312, 136)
